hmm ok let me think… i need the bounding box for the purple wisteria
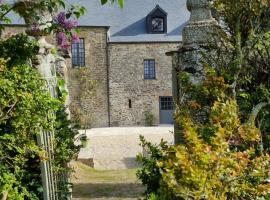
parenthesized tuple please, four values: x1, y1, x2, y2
(55, 12, 79, 50)
(56, 32, 67, 47)
(72, 34, 80, 43)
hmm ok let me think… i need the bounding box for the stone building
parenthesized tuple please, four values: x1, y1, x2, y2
(6, 0, 190, 127)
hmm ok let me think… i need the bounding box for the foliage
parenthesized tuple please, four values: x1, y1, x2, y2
(0, 0, 86, 50)
(0, 58, 59, 199)
(137, 135, 168, 197)
(101, 0, 124, 8)
(69, 68, 97, 129)
(0, 21, 80, 199)
(0, 34, 39, 67)
(139, 88, 270, 199)
(206, 0, 270, 150)
(144, 111, 155, 126)
(138, 1, 270, 199)
(53, 107, 80, 198)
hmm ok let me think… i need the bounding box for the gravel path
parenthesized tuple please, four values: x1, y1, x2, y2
(78, 126, 174, 170)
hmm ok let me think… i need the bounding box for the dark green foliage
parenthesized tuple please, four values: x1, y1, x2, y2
(0, 34, 39, 68)
(0, 60, 59, 199)
(54, 107, 80, 198)
(136, 136, 167, 198)
(0, 31, 79, 199)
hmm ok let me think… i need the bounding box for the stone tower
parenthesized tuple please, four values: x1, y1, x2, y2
(167, 0, 217, 144)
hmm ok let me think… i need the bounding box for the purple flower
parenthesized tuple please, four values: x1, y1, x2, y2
(56, 32, 67, 46)
(61, 43, 71, 50)
(0, 0, 4, 4)
(57, 32, 71, 50)
(71, 34, 80, 43)
(56, 12, 66, 25)
(56, 11, 78, 30)
(62, 20, 78, 30)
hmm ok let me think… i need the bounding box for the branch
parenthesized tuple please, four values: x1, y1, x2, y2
(0, 5, 15, 22)
(248, 102, 270, 125)
(0, 101, 18, 122)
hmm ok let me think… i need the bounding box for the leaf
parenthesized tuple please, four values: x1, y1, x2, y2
(101, 0, 108, 5)
(118, 0, 124, 8)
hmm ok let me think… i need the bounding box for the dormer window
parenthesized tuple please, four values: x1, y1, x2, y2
(147, 5, 167, 34)
(151, 17, 164, 32)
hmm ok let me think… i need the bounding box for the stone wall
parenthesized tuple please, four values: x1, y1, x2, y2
(67, 27, 109, 128)
(108, 42, 179, 126)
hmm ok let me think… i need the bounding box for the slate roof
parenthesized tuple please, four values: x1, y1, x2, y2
(8, 0, 190, 42)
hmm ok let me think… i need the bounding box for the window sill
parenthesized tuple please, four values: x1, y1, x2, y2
(144, 78, 157, 80)
(72, 65, 86, 69)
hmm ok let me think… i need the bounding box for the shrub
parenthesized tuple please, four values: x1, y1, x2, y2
(137, 135, 166, 197)
(0, 58, 59, 199)
(138, 98, 270, 200)
(144, 111, 155, 126)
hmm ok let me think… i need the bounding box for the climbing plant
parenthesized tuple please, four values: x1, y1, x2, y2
(0, 56, 59, 199)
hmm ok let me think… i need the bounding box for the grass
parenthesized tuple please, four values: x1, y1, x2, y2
(71, 161, 145, 200)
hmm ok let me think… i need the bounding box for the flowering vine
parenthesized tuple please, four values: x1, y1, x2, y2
(54, 11, 80, 50)
(0, 1, 86, 51)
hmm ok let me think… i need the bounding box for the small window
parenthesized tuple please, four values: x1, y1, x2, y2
(129, 99, 132, 108)
(144, 59, 156, 79)
(72, 38, 85, 67)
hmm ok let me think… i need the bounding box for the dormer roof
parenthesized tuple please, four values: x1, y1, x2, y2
(147, 4, 168, 17)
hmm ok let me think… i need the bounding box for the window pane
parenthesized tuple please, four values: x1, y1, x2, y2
(72, 38, 85, 67)
(144, 59, 155, 79)
(160, 97, 174, 110)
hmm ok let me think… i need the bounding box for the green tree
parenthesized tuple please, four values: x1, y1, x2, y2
(138, 1, 270, 199)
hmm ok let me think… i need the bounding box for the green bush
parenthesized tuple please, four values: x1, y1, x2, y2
(136, 135, 172, 198)
(144, 111, 155, 126)
(138, 98, 270, 200)
(0, 33, 80, 199)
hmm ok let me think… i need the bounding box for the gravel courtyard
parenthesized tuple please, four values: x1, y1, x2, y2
(77, 126, 174, 170)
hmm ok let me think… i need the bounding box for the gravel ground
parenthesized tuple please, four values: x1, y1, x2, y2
(78, 126, 174, 170)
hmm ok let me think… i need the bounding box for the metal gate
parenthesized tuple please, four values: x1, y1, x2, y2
(159, 96, 174, 124)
